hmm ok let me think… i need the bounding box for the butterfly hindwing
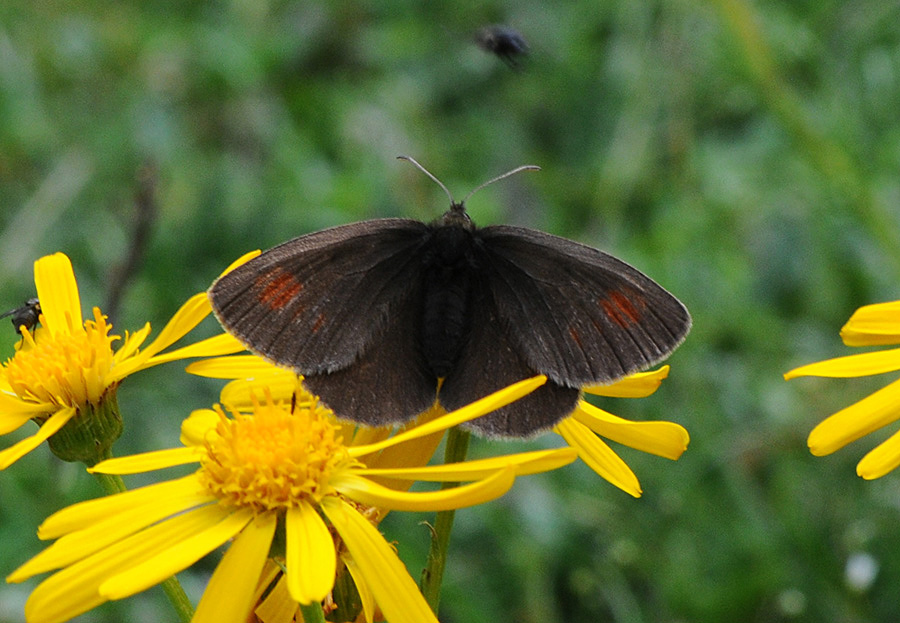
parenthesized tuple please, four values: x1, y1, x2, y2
(476, 225, 691, 387)
(301, 278, 437, 427)
(439, 283, 580, 437)
(209, 219, 431, 375)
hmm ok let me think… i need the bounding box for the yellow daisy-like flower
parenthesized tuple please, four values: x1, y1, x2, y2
(0, 252, 245, 468)
(8, 375, 576, 623)
(188, 357, 470, 622)
(556, 366, 691, 498)
(785, 300, 900, 479)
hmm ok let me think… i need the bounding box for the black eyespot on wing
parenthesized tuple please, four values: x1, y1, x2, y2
(476, 225, 691, 387)
(209, 219, 431, 375)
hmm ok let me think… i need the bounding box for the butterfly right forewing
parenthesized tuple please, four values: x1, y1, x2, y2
(476, 225, 691, 387)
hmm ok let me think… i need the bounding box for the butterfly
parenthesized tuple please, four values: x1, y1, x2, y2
(209, 157, 690, 437)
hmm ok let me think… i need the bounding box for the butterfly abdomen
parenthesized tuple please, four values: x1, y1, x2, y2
(420, 225, 478, 378)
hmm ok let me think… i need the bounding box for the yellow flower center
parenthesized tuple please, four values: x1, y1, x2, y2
(3, 309, 118, 410)
(198, 399, 354, 511)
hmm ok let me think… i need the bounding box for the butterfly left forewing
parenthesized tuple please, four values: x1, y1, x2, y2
(476, 225, 691, 388)
(210, 218, 439, 427)
(210, 219, 430, 374)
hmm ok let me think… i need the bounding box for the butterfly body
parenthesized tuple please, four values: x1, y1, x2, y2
(210, 171, 690, 438)
(420, 208, 480, 378)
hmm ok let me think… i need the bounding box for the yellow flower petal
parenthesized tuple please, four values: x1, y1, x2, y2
(187, 355, 298, 409)
(220, 374, 299, 408)
(20, 504, 230, 623)
(0, 407, 76, 470)
(573, 402, 689, 460)
(100, 506, 255, 599)
(333, 467, 515, 511)
(139, 333, 248, 369)
(89, 447, 205, 474)
(555, 418, 641, 497)
(584, 365, 670, 397)
(193, 511, 277, 623)
(857, 429, 900, 480)
(784, 348, 900, 379)
(841, 301, 900, 346)
(349, 375, 547, 457)
(285, 501, 336, 604)
(216, 249, 262, 278)
(350, 424, 394, 449)
(0, 409, 37, 435)
(113, 292, 213, 377)
(320, 497, 438, 623)
(251, 559, 283, 606)
(807, 377, 900, 456)
(355, 409, 446, 493)
(254, 573, 298, 623)
(112, 322, 151, 362)
(144, 292, 212, 354)
(342, 553, 375, 623)
(11, 485, 214, 579)
(0, 391, 53, 416)
(37, 475, 204, 539)
(33, 253, 82, 336)
(187, 355, 280, 378)
(180, 408, 220, 446)
(355, 406, 445, 467)
(355, 447, 577, 481)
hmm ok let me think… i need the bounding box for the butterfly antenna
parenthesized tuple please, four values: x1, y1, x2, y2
(461, 164, 540, 205)
(397, 155, 456, 206)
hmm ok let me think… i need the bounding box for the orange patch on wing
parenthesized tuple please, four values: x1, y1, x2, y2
(256, 267, 303, 310)
(601, 291, 644, 327)
(311, 312, 327, 333)
(611, 291, 642, 323)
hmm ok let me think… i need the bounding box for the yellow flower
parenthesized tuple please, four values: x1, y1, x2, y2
(555, 366, 690, 497)
(785, 300, 900, 479)
(189, 355, 475, 622)
(0, 253, 244, 468)
(8, 376, 576, 623)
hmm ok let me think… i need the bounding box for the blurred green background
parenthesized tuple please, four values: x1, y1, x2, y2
(2, 1, 900, 622)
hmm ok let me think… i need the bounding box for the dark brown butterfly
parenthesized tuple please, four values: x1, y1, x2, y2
(1, 298, 41, 334)
(209, 158, 690, 438)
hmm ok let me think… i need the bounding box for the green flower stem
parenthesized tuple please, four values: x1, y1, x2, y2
(160, 577, 195, 623)
(91, 470, 195, 623)
(298, 601, 327, 623)
(93, 471, 127, 495)
(421, 426, 471, 615)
